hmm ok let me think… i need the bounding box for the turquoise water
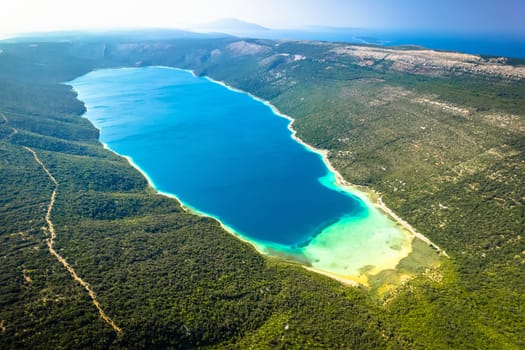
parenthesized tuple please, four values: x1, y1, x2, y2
(70, 66, 412, 281)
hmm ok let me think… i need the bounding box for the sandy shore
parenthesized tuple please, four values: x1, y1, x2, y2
(377, 198, 449, 257)
(304, 267, 361, 286)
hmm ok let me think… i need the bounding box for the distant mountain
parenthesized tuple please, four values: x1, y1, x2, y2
(190, 18, 270, 37)
(3, 28, 230, 43)
(188, 21, 384, 45)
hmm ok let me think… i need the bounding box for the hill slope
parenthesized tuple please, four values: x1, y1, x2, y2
(0, 36, 523, 348)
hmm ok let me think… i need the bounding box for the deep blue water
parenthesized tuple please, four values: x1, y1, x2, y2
(71, 67, 366, 246)
(378, 31, 525, 59)
(258, 29, 525, 59)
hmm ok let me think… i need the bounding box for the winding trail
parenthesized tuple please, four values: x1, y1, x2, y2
(23, 146, 123, 335)
(3, 110, 122, 333)
(0, 112, 17, 139)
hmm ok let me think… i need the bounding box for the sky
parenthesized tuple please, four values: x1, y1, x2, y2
(0, 0, 524, 37)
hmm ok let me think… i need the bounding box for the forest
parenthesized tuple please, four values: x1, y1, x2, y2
(0, 34, 523, 349)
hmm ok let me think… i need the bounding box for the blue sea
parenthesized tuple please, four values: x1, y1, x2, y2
(258, 29, 525, 59)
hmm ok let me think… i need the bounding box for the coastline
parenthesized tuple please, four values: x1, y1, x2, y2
(96, 134, 314, 266)
(182, 66, 447, 260)
(304, 267, 361, 286)
(377, 198, 448, 257)
(71, 66, 445, 287)
(99, 140, 280, 260)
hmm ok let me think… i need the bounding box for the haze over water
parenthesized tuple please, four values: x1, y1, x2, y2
(71, 66, 413, 282)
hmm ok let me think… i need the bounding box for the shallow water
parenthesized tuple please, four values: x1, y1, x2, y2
(70, 66, 413, 281)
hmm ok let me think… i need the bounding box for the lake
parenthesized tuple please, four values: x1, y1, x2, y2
(70, 66, 413, 283)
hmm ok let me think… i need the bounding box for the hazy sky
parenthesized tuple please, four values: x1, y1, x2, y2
(1, 0, 523, 36)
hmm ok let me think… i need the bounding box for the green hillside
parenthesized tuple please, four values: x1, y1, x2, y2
(0, 36, 523, 349)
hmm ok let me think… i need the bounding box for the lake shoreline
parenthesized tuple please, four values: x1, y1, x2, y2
(70, 66, 443, 286)
(185, 66, 446, 257)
